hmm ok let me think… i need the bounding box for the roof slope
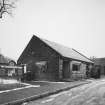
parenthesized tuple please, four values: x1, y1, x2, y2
(40, 37, 93, 63)
(18, 35, 93, 64)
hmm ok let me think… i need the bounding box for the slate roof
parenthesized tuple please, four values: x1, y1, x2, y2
(40, 37, 93, 63)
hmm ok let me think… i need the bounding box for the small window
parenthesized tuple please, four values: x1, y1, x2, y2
(72, 64, 79, 71)
(35, 61, 47, 72)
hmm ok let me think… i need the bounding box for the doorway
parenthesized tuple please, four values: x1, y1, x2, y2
(35, 61, 47, 80)
(62, 60, 70, 78)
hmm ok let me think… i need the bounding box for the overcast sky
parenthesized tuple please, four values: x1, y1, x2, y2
(0, 0, 105, 60)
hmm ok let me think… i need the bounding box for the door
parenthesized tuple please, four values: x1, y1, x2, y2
(62, 61, 70, 78)
(35, 61, 47, 80)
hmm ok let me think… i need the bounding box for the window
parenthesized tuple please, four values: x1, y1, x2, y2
(35, 61, 47, 72)
(72, 64, 80, 71)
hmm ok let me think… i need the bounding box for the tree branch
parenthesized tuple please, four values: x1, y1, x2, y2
(0, 0, 17, 19)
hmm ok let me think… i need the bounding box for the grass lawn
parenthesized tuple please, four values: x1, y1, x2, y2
(0, 83, 26, 91)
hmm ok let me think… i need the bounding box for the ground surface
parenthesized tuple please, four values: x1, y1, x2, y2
(0, 83, 26, 91)
(0, 78, 27, 91)
(0, 80, 88, 105)
(0, 78, 18, 84)
(25, 79, 105, 105)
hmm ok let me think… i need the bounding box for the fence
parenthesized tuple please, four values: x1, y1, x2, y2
(0, 65, 25, 80)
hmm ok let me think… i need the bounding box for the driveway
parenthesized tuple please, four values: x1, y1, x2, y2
(25, 79, 105, 105)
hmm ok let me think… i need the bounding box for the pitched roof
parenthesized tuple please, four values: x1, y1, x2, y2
(18, 35, 93, 64)
(40, 37, 93, 63)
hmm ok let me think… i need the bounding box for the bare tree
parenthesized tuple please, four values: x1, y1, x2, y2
(0, 0, 17, 18)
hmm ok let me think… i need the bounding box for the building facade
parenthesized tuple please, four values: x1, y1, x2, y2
(17, 35, 93, 81)
(0, 54, 16, 77)
(91, 58, 105, 78)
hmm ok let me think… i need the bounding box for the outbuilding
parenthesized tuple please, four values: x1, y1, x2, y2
(91, 58, 105, 78)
